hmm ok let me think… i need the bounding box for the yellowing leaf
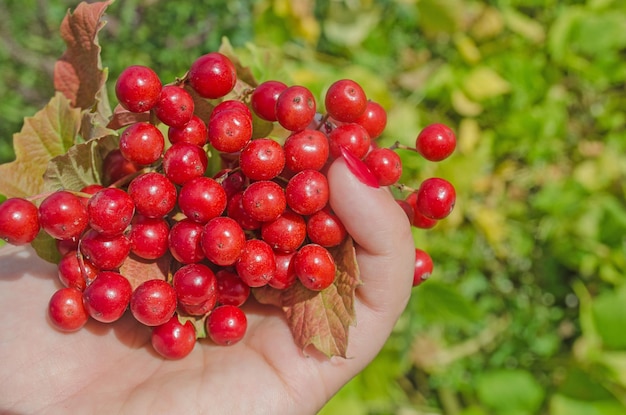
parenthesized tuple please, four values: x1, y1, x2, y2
(43, 134, 119, 193)
(463, 67, 511, 101)
(54, 0, 113, 111)
(0, 93, 81, 198)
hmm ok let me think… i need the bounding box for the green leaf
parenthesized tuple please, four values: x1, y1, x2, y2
(0, 93, 82, 198)
(29, 230, 62, 264)
(591, 284, 626, 350)
(412, 279, 481, 327)
(476, 369, 545, 413)
(462, 67, 511, 101)
(550, 394, 625, 415)
(43, 134, 119, 192)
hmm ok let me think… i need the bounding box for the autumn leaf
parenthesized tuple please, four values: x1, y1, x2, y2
(253, 236, 361, 358)
(54, 0, 113, 112)
(0, 93, 82, 199)
(119, 253, 172, 290)
(43, 134, 119, 193)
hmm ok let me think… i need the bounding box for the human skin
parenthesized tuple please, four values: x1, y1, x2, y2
(0, 158, 415, 415)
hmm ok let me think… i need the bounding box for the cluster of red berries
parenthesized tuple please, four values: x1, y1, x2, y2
(0, 52, 456, 359)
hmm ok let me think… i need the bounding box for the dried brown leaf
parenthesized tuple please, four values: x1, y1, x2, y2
(119, 253, 172, 291)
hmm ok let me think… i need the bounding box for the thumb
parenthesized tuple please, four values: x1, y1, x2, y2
(327, 156, 414, 316)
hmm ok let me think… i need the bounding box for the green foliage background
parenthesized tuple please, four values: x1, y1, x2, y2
(2, 0, 626, 413)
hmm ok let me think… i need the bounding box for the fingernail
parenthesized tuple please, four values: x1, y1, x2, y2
(339, 146, 380, 188)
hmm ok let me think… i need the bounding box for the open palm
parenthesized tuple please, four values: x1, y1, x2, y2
(0, 160, 415, 415)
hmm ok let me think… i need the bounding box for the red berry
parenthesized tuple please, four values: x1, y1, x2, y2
(261, 210, 307, 253)
(88, 188, 135, 236)
(80, 229, 131, 270)
(172, 263, 218, 308)
(154, 85, 195, 128)
(168, 115, 208, 146)
(413, 248, 433, 286)
(251, 80, 288, 121)
(227, 191, 262, 231)
(275, 85, 317, 132)
(363, 147, 402, 186)
(283, 129, 330, 172)
(127, 172, 177, 218)
(168, 219, 205, 264)
(306, 208, 347, 248)
(355, 100, 387, 139)
(241, 180, 287, 222)
(201, 216, 246, 266)
(239, 138, 286, 181)
(206, 305, 247, 346)
(293, 244, 336, 291)
(270, 251, 297, 290)
(208, 108, 253, 153)
(115, 65, 162, 113)
(162, 143, 208, 185)
(405, 192, 438, 229)
(128, 215, 170, 260)
(151, 315, 197, 359)
(119, 122, 165, 166)
(102, 149, 140, 186)
(83, 271, 132, 323)
(235, 239, 276, 287)
(130, 279, 177, 326)
(285, 169, 329, 216)
(324, 79, 367, 123)
(216, 269, 250, 307)
(0, 198, 40, 245)
(187, 52, 237, 99)
(48, 287, 89, 332)
(57, 250, 98, 291)
(211, 99, 252, 120)
(328, 123, 371, 160)
(178, 176, 227, 224)
(38, 191, 88, 241)
(415, 123, 456, 162)
(415, 177, 456, 220)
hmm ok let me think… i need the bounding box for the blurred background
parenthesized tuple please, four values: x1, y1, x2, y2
(2, 0, 626, 413)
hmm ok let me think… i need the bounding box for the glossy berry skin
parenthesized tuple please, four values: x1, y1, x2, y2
(128, 215, 170, 260)
(270, 251, 297, 290)
(363, 147, 403, 186)
(239, 138, 286, 181)
(283, 129, 330, 172)
(201, 216, 246, 266)
(115, 65, 162, 113)
(235, 239, 276, 287)
(154, 85, 195, 128)
(275, 85, 317, 132)
(324, 79, 367, 123)
(102, 149, 139, 186)
(328, 123, 371, 160)
(208, 109, 253, 153)
(285, 169, 329, 216)
(405, 192, 437, 229)
(251, 80, 288, 121)
(227, 191, 262, 231)
(242, 180, 287, 222)
(162, 143, 208, 185)
(415, 177, 456, 220)
(168, 219, 205, 264)
(211, 100, 252, 120)
(119, 122, 165, 166)
(413, 248, 433, 287)
(261, 210, 306, 253)
(216, 269, 250, 307)
(57, 250, 98, 291)
(172, 263, 218, 308)
(128, 172, 177, 218)
(80, 229, 131, 270)
(216, 169, 245, 199)
(151, 315, 197, 359)
(206, 305, 247, 346)
(306, 208, 347, 248)
(187, 52, 237, 99)
(355, 100, 387, 139)
(130, 279, 177, 326)
(293, 244, 336, 291)
(0, 198, 40, 245)
(88, 188, 135, 236)
(38, 191, 89, 240)
(415, 123, 456, 162)
(48, 287, 89, 332)
(168, 115, 208, 146)
(178, 177, 227, 224)
(82, 271, 132, 323)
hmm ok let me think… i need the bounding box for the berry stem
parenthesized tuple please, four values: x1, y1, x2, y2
(389, 140, 417, 152)
(393, 183, 418, 193)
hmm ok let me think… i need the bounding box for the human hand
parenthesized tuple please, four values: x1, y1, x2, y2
(0, 157, 414, 415)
